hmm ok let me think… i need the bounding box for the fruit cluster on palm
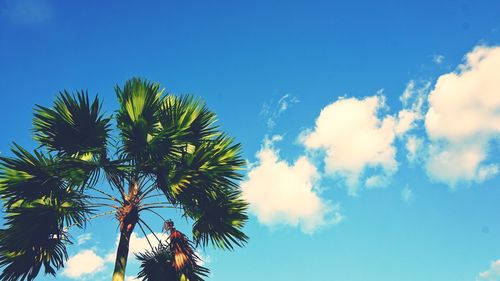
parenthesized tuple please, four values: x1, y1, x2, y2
(0, 78, 249, 281)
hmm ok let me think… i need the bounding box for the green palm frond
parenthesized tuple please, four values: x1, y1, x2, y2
(0, 144, 66, 207)
(0, 144, 95, 207)
(158, 134, 244, 200)
(136, 233, 209, 281)
(0, 182, 91, 280)
(0, 229, 69, 281)
(141, 95, 221, 176)
(33, 90, 111, 157)
(158, 95, 219, 143)
(0, 143, 92, 280)
(189, 189, 249, 250)
(136, 245, 178, 280)
(151, 119, 248, 250)
(115, 78, 163, 162)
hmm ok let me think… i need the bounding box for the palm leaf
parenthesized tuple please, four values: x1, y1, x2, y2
(141, 95, 221, 177)
(0, 145, 92, 280)
(0, 144, 95, 207)
(115, 78, 163, 163)
(33, 91, 111, 158)
(188, 189, 249, 250)
(135, 230, 209, 281)
(158, 95, 219, 144)
(152, 131, 248, 250)
(0, 184, 91, 281)
(157, 134, 244, 201)
(136, 244, 178, 280)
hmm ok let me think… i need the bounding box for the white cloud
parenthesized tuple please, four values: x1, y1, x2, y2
(195, 251, 211, 267)
(400, 80, 430, 122)
(261, 94, 299, 129)
(241, 136, 342, 233)
(477, 260, 500, 281)
(278, 94, 299, 114)
(395, 109, 418, 135)
(76, 233, 92, 246)
(128, 232, 169, 255)
(106, 231, 170, 264)
(125, 276, 141, 281)
(62, 250, 105, 279)
(426, 141, 498, 185)
(424, 46, 500, 186)
(406, 135, 424, 163)
(401, 186, 414, 202)
(300, 95, 411, 195)
(432, 54, 445, 65)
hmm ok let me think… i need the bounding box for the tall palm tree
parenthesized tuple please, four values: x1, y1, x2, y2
(0, 78, 248, 281)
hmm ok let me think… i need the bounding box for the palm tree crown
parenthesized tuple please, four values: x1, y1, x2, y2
(0, 78, 249, 281)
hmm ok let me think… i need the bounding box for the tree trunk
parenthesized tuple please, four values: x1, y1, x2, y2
(112, 201, 138, 281)
(112, 227, 134, 281)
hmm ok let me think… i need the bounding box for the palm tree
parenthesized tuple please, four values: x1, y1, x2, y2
(0, 78, 249, 281)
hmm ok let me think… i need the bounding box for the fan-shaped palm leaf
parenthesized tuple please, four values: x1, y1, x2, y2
(0, 144, 92, 280)
(189, 189, 249, 250)
(157, 134, 244, 201)
(115, 78, 163, 163)
(136, 245, 178, 280)
(0, 144, 98, 207)
(33, 91, 111, 158)
(158, 95, 219, 143)
(136, 231, 209, 281)
(0, 182, 91, 281)
(153, 134, 247, 250)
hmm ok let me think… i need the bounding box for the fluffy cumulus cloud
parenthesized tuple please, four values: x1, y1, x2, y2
(425, 46, 500, 186)
(241, 136, 342, 233)
(128, 232, 169, 255)
(300, 93, 419, 195)
(477, 260, 500, 281)
(62, 249, 106, 279)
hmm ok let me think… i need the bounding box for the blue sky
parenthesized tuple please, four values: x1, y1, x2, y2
(1, 0, 500, 280)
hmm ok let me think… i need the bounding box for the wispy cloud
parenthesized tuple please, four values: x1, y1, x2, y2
(77, 233, 92, 246)
(401, 186, 414, 203)
(432, 54, 445, 65)
(405, 135, 424, 164)
(261, 94, 299, 129)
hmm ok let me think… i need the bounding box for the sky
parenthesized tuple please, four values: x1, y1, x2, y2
(1, 0, 500, 280)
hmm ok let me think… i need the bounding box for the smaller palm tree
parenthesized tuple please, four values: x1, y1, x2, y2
(0, 78, 249, 281)
(135, 220, 210, 281)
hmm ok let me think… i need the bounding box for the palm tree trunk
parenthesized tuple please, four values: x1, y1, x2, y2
(112, 227, 134, 281)
(112, 201, 139, 281)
